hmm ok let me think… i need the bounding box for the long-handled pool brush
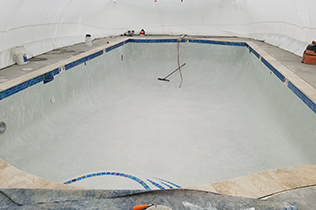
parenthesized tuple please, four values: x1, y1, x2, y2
(158, 63, 186, 82)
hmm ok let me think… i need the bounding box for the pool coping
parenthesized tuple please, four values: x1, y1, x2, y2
(0, 35, 316, 199)
(186, 165, 316, 199)
(1, 156, 315, 199)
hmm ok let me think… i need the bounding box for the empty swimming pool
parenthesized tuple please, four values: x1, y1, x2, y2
(0, 38, 316, 190)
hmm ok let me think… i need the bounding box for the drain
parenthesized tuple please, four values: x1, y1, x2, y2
(0, 122, 6, 135)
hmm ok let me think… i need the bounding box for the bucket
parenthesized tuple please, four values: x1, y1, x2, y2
(12, 46, 27, 65)
(140, 29, 145, 36)
(85, 34, 92, 47)
(302, 41, 316, 65)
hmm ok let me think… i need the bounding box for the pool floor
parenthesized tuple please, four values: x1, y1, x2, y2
(1, 38, 316, 190)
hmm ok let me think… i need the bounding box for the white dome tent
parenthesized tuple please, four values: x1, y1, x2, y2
(0, 0, 315, 69)
(1, 1, 316, 208)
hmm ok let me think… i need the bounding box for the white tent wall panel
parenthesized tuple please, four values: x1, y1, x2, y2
(0, 0, 315, 69)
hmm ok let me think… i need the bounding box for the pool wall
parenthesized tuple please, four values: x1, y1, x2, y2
(1, 38, 315, 114)
(1, 38, 316, 151)
(0, 37, 316, 191)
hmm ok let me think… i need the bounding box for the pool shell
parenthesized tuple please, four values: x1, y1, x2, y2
(0, 36, 316, 198)
(1, 38, 315, 113)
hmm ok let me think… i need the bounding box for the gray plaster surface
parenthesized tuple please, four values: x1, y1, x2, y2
(264, 186, 316, 210)
(0, 188, 298, 210)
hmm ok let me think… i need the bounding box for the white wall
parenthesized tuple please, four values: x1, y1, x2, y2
(1, 0, 315, 69)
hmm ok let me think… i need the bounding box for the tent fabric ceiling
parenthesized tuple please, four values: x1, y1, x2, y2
(0, 0, 315, 69)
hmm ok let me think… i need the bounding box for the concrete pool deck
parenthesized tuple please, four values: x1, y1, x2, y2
(0, 35, 316, 208)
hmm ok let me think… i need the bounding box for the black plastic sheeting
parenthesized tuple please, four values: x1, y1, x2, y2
(0, 188, 297, 210)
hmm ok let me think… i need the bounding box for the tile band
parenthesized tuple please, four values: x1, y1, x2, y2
(64, 172, 151, 190)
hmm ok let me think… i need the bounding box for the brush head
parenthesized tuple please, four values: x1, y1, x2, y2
(158, 78, 170, 82)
